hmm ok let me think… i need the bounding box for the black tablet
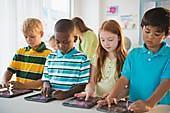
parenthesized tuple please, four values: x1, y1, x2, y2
(62, 97, 100, 109)
(96, 100, 133, 113)
(0, 89, 33, 98)
(24, 93, 55, 103)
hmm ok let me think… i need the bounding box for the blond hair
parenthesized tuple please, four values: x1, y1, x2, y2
(22, 18, 43, 35)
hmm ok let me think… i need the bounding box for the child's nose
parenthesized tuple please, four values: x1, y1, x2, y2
(148, 33, 155, 39)
(104, 41, 109, 46)
(58, 43, 65, 48)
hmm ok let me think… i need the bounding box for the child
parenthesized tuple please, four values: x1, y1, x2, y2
(41, 19, 90, 100)
(48, 35, 58, 51)
(1, 18, 52, 89)
(103, 7, 170, 113)
(75, 20, 127, 100)
(72, 17, 98, 61)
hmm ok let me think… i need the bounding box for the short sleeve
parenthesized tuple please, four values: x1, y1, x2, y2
(91, 54, 97, 66)
(41, 56, 51, 81)
(121, 50, 134, 80)
(77, 58, 90, 84)
(8, 49, 22, 73)
(81, 31, 98, 61)
(161, 58, 170, 79)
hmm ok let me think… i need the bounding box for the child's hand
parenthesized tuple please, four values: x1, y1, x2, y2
(1, 81, 10, 88)
(41, 82, 51, 97)
(97, 98, 108, 108)
(97, 95, 118, 108)
(9, 81, 26, 89)
(74, 91, 86, 98)
(74, 83, 94, 101)
(106, 95, 118, 108)
(128, 100, 152, 113)
(84, 83, 94, 101)
(74, 91, 91, 101)
(51, 90, 66, 100)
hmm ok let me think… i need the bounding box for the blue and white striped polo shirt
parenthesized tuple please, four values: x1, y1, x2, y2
(42, 47, 90, 91)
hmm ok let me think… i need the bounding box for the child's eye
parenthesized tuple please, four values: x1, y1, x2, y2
(30, 36, 36, 38)
(154, 33, 162, 36)
(145, 30, 150, 33)
(56, 41, 60, 44)
(108, 39, 113, 41)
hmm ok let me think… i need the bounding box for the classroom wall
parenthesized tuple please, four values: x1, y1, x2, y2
(71, 0, 100, 34)
(0, 0, 17, 78)
(72, 0, 140, 48)
(0, 0, 43, 79)
(99, 0, 140, 48)
(0, 0, 141, 80)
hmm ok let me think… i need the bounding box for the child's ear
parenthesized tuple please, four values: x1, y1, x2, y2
(40, 31, 44, 37)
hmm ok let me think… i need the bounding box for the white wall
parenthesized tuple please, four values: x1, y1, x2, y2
(15, 0, 43, 48)
(99, 0, 140, 48)
(0, 0, 17, 78)
(0, 0, 43, 80)
(72, 0, 140, 48)
(71, 0, 100, 34)
(0, 0, 141, 80)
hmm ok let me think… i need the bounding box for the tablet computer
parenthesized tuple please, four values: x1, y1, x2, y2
(24, 93, 55, 103)
(62, 97, 100, 109)
(0, 88, 33, 98)
(96, 100, 133, 113)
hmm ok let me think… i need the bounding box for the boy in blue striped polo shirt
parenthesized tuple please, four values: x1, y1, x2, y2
(41, 19, 90, 100)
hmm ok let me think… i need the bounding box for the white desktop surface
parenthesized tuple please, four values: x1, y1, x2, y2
(0, 91, 169, 113)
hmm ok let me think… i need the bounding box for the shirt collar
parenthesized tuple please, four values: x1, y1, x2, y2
(141, 41, 169, 56)
(25, 42, 47, 52)
(56, 47, 77, 58)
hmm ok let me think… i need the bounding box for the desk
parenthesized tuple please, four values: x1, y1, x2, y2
(0, 91, 169, 113)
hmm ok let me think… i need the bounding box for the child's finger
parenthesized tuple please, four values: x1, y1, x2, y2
(2, 83, 9, 88)
(40, 89, 44, 96)
(85, 93, 90, 101)
(107, 98, 112, 108)
(97, 99, 107, 108)
(128, 102, 137, 111)
(113, 98, 118, 104)
(45, 87, 49, 97)
(75, 92, 86, 97)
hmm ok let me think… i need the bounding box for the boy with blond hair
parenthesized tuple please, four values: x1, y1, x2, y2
(1, 18, 51, 89)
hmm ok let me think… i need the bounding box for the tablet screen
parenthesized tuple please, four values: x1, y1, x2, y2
(63, 97, 100, 109)
(97, 100, 133, 113)
(0, 89, 33, 98)
(24, 93, 55, 103)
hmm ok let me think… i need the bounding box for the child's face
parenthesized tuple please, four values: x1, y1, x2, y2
(74, 26, 81, 36)
(49, 39, 58, 50)
(143, 25, 165, 52)
(99, 30, 119, 53)
(24, 31, 42, 48)
(55, 32, 74, 54)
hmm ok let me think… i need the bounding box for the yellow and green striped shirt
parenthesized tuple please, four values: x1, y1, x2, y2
(7, 42, 52, 84)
